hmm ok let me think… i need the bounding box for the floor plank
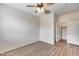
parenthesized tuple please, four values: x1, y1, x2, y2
(0, 41, 79, 56)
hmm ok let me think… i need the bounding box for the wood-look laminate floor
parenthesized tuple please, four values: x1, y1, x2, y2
(1, 41, 79, 56)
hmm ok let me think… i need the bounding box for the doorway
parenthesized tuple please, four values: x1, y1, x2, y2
(60, 26, 67, 43)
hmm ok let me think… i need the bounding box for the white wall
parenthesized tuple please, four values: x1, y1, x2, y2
(0, 4, 39, 52)
(39, 14, 54, 45)
(58, 11, 79, 45)
(59, 11, 79, 25)
(67, 21, 79, 45)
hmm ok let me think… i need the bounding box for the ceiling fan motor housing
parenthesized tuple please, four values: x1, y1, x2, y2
(37, 3, 44, 8)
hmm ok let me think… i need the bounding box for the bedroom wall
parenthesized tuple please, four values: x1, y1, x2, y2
(0, 4, 39, 52)
(39, 14, 54, 45)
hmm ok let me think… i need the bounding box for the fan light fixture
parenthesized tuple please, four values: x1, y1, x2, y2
(37, 7, 44, 13)
(26, 3, 54, 14)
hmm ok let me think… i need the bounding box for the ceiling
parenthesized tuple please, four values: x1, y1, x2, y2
(4, 3, 79, 16)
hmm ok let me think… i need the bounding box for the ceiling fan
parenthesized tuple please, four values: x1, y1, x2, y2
(26, 3, 54, 14)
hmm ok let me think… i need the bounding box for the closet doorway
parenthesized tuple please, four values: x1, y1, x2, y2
(60, 26, 67, 42)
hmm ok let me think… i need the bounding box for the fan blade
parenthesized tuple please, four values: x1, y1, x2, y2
(44, 10, 51, 14)
(26, 5, 36, 7)
(47, 3, 54, 6)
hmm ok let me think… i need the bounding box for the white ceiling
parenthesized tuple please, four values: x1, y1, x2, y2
(4, 3, 79, 16)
